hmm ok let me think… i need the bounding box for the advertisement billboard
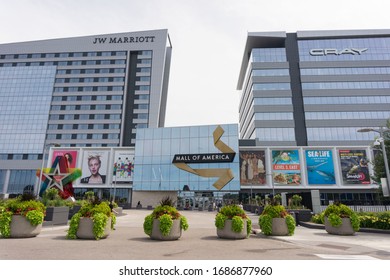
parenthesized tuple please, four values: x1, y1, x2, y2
(51, 150, 78, 168)
(305, 150, 336, 185)
(339, 149, 370, 184)
(80, 150, 110, 184)
(113, 150, 135, 182)
(272, 150, 301, 185)
(239, 150, 266, 185)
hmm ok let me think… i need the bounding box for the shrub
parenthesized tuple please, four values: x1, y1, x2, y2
(323, 203, 360, 232)
(259, 204, 295, 235)
(215, 204, 252, 237)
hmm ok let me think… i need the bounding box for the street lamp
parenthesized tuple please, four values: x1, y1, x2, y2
(35, 143, 60, 197)
(357, 127, 390, 197)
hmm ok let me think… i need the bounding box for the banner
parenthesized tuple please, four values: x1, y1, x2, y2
(339, 149, 370, 184)
(239, 150, 266, 185)
(113, 150, 134, 182)
(305, 150, 335, 184)
(51, 150, 78, 168)
(272, 150, 301, 185)
(80, 150, 110, 184)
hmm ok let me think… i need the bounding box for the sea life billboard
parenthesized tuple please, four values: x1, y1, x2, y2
(305, 150, 336, 184)
(339, 149, 370, 184)
(271, 150, 301, 185)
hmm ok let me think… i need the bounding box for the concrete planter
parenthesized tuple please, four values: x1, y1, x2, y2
(150, 219, 182, 241)
(217, 219, 248, 239)
(45, 206, 70, 225)
(76, 217, 111, 239)
(324, 217, 355, 235)
(68, 205, 81, 219)
(271, 218, 289, 236)
(10, 215, 42, 238)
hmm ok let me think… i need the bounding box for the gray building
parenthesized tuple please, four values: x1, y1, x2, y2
(237, 29, 390, 146)
(0, 29, 172, 197)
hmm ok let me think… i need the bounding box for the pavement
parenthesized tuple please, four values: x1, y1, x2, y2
(1, 209, 390, 260)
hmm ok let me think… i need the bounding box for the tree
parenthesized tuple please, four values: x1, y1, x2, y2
(371, 119, 390, 203)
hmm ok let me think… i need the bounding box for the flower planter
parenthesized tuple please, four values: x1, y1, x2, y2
(217, 219, 248, 239)
(150, 219, 182, 241)
(45, 206, 70, 225)
(10, 215, 42, 238)
(324, 217, 355, 235)
(271, 218, 289, 236)
(76, 217, 111, 239)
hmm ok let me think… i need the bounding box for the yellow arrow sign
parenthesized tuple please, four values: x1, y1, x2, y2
(173, 125, 235, 190)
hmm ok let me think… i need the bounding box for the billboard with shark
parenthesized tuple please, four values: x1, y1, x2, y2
(305, 150, 336, 185)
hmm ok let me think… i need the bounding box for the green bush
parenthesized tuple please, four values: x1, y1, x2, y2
(215, 204, 252, 237)
(0, 196, 46, 238)
(143, 197, 189, 237)
(323, 203, 360, 232)
(258, 204, 295, 235)
(357, 211, 390, 230)
(66, 201, 116, 240)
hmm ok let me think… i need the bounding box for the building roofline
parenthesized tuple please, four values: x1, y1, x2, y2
(237, 31, 286, 90)
(237, 29, 390, 90)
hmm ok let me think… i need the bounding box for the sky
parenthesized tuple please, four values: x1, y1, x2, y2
(1, 0, 390, 127)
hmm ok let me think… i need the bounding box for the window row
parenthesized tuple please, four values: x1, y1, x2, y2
(304, 96, 390, 105)
(301, 67, 390, 76)
(54, 86, 123, 92)
(302, 81, 390, 90)
(252, 69, 290, 76)
(254, 97, 292, 105)
(250, 48, 287, 62)
(52, 95, 123, 101)
(49, 114, 121, 120)
(307, 127, 379, 141)
(305, 111, 390, 120)
(57, 68, 125, 75)
(46, 133, 119, 140)
(254, 128, 296, 141)
(51, 104, 122, 111)
(252, 83, 291, 91)
(254, 112, 294, 120)
(55, 77, 125, 83)
(1, 51, 127, 59)
(0, 154, 40, 161)
(48, 123, 120, 130)
(0, 60, 126, 67)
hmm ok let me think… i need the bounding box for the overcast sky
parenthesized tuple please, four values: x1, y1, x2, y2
(1, 0, 390, 127)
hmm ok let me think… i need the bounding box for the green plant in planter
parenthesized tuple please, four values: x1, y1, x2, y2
(0, 194, 46, 238)
(322, 202, 360, 232)
(259, 202, 295, 236)
(66, 194, 116, 240)
(215, 204, 252, 237)
(42, 188, 72, 207)
(143, 197, 189, 237)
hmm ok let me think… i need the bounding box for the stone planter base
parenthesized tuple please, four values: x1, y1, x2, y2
(217, 219, 248, 239)
(150, 219, 182, 241)
(271, 218, 289, 236)
(325, 217, 355, 235)
(10, 215, 42, 238)
(76, 217, 111, 239)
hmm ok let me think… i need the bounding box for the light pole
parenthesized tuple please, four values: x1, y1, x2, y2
(357, 128, 390, 197)
(35, 143, 60, 197)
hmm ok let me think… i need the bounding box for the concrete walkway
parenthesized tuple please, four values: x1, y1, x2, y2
(0, 210, 389, 260)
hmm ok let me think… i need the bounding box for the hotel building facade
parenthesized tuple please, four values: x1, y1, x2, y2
(0, 29, 172, 202)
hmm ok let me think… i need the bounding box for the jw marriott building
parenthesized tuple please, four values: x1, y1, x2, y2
(0, 29, 172, 195)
